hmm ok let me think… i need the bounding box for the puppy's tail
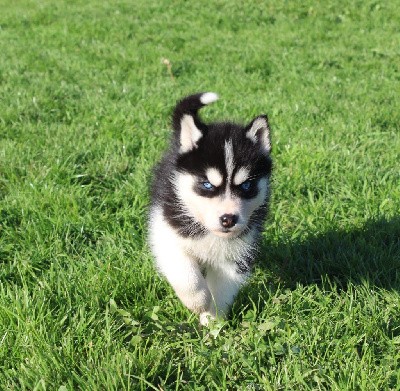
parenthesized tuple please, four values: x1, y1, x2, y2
(172, 92, 219, 133)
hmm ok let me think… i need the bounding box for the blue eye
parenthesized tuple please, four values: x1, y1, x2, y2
(240, 180, 252, 191)
(202, 181, 214, 190)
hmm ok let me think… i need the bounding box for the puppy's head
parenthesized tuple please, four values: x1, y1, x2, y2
(172, 93, 272, 238)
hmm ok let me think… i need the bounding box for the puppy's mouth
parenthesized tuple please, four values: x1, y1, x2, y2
(212, 226, 244, 239)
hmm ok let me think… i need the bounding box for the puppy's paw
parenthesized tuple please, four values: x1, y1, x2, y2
(199, 311, 216, 326)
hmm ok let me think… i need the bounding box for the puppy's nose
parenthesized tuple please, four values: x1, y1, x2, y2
(220, 214, 238, 229)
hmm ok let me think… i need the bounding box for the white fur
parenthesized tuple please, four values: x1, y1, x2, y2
(180, 114, 202, 153)
(233, 167, 250, 186)
(149, 206, 252, 325)
(224, 139, 235, 188)
(200, 92, 219, 105)
(206, 167, 223, 187)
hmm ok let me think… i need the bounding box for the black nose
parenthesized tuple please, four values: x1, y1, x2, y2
(220, 214, 238, 229)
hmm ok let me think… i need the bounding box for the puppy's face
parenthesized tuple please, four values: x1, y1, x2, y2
(174, 171, 269, 238)
(174, 120, 272, 238)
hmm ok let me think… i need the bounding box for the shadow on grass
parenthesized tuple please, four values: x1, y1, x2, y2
(258, 216, 400, 290)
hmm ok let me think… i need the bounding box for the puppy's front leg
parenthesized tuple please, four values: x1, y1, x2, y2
(205, 264, 248, 321)
(156, 251, 214, 321)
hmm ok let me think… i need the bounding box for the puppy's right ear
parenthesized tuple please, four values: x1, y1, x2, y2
(172, 92, 218, 154)
(245, 115, 271, 154)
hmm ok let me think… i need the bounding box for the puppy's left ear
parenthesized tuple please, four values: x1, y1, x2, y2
(245, 115, 271, 154)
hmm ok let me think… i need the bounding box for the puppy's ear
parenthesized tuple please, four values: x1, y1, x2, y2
(178, 114, 204, 154)
(245, 115, 271, 154)
(172, 92, 218, 154)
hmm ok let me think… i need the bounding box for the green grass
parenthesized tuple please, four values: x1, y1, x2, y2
(0, 0, 399, 389)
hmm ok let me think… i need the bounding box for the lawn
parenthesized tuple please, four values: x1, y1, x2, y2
(0, 0, 399, 389)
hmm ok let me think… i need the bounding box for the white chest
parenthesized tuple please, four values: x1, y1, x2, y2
(181, 231, 256, 268)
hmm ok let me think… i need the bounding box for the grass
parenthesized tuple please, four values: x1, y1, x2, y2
(0, 0, 399, 389)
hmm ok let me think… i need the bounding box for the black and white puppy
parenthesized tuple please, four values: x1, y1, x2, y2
(149, 92, 272, 325)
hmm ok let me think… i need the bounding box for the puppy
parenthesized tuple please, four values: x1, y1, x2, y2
(149, 92, 272, 325)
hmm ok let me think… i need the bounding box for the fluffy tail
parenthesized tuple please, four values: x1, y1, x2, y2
(172, 92, 219, 133)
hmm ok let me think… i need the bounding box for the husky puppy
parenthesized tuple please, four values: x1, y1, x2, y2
(149, 92, 272, 325)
